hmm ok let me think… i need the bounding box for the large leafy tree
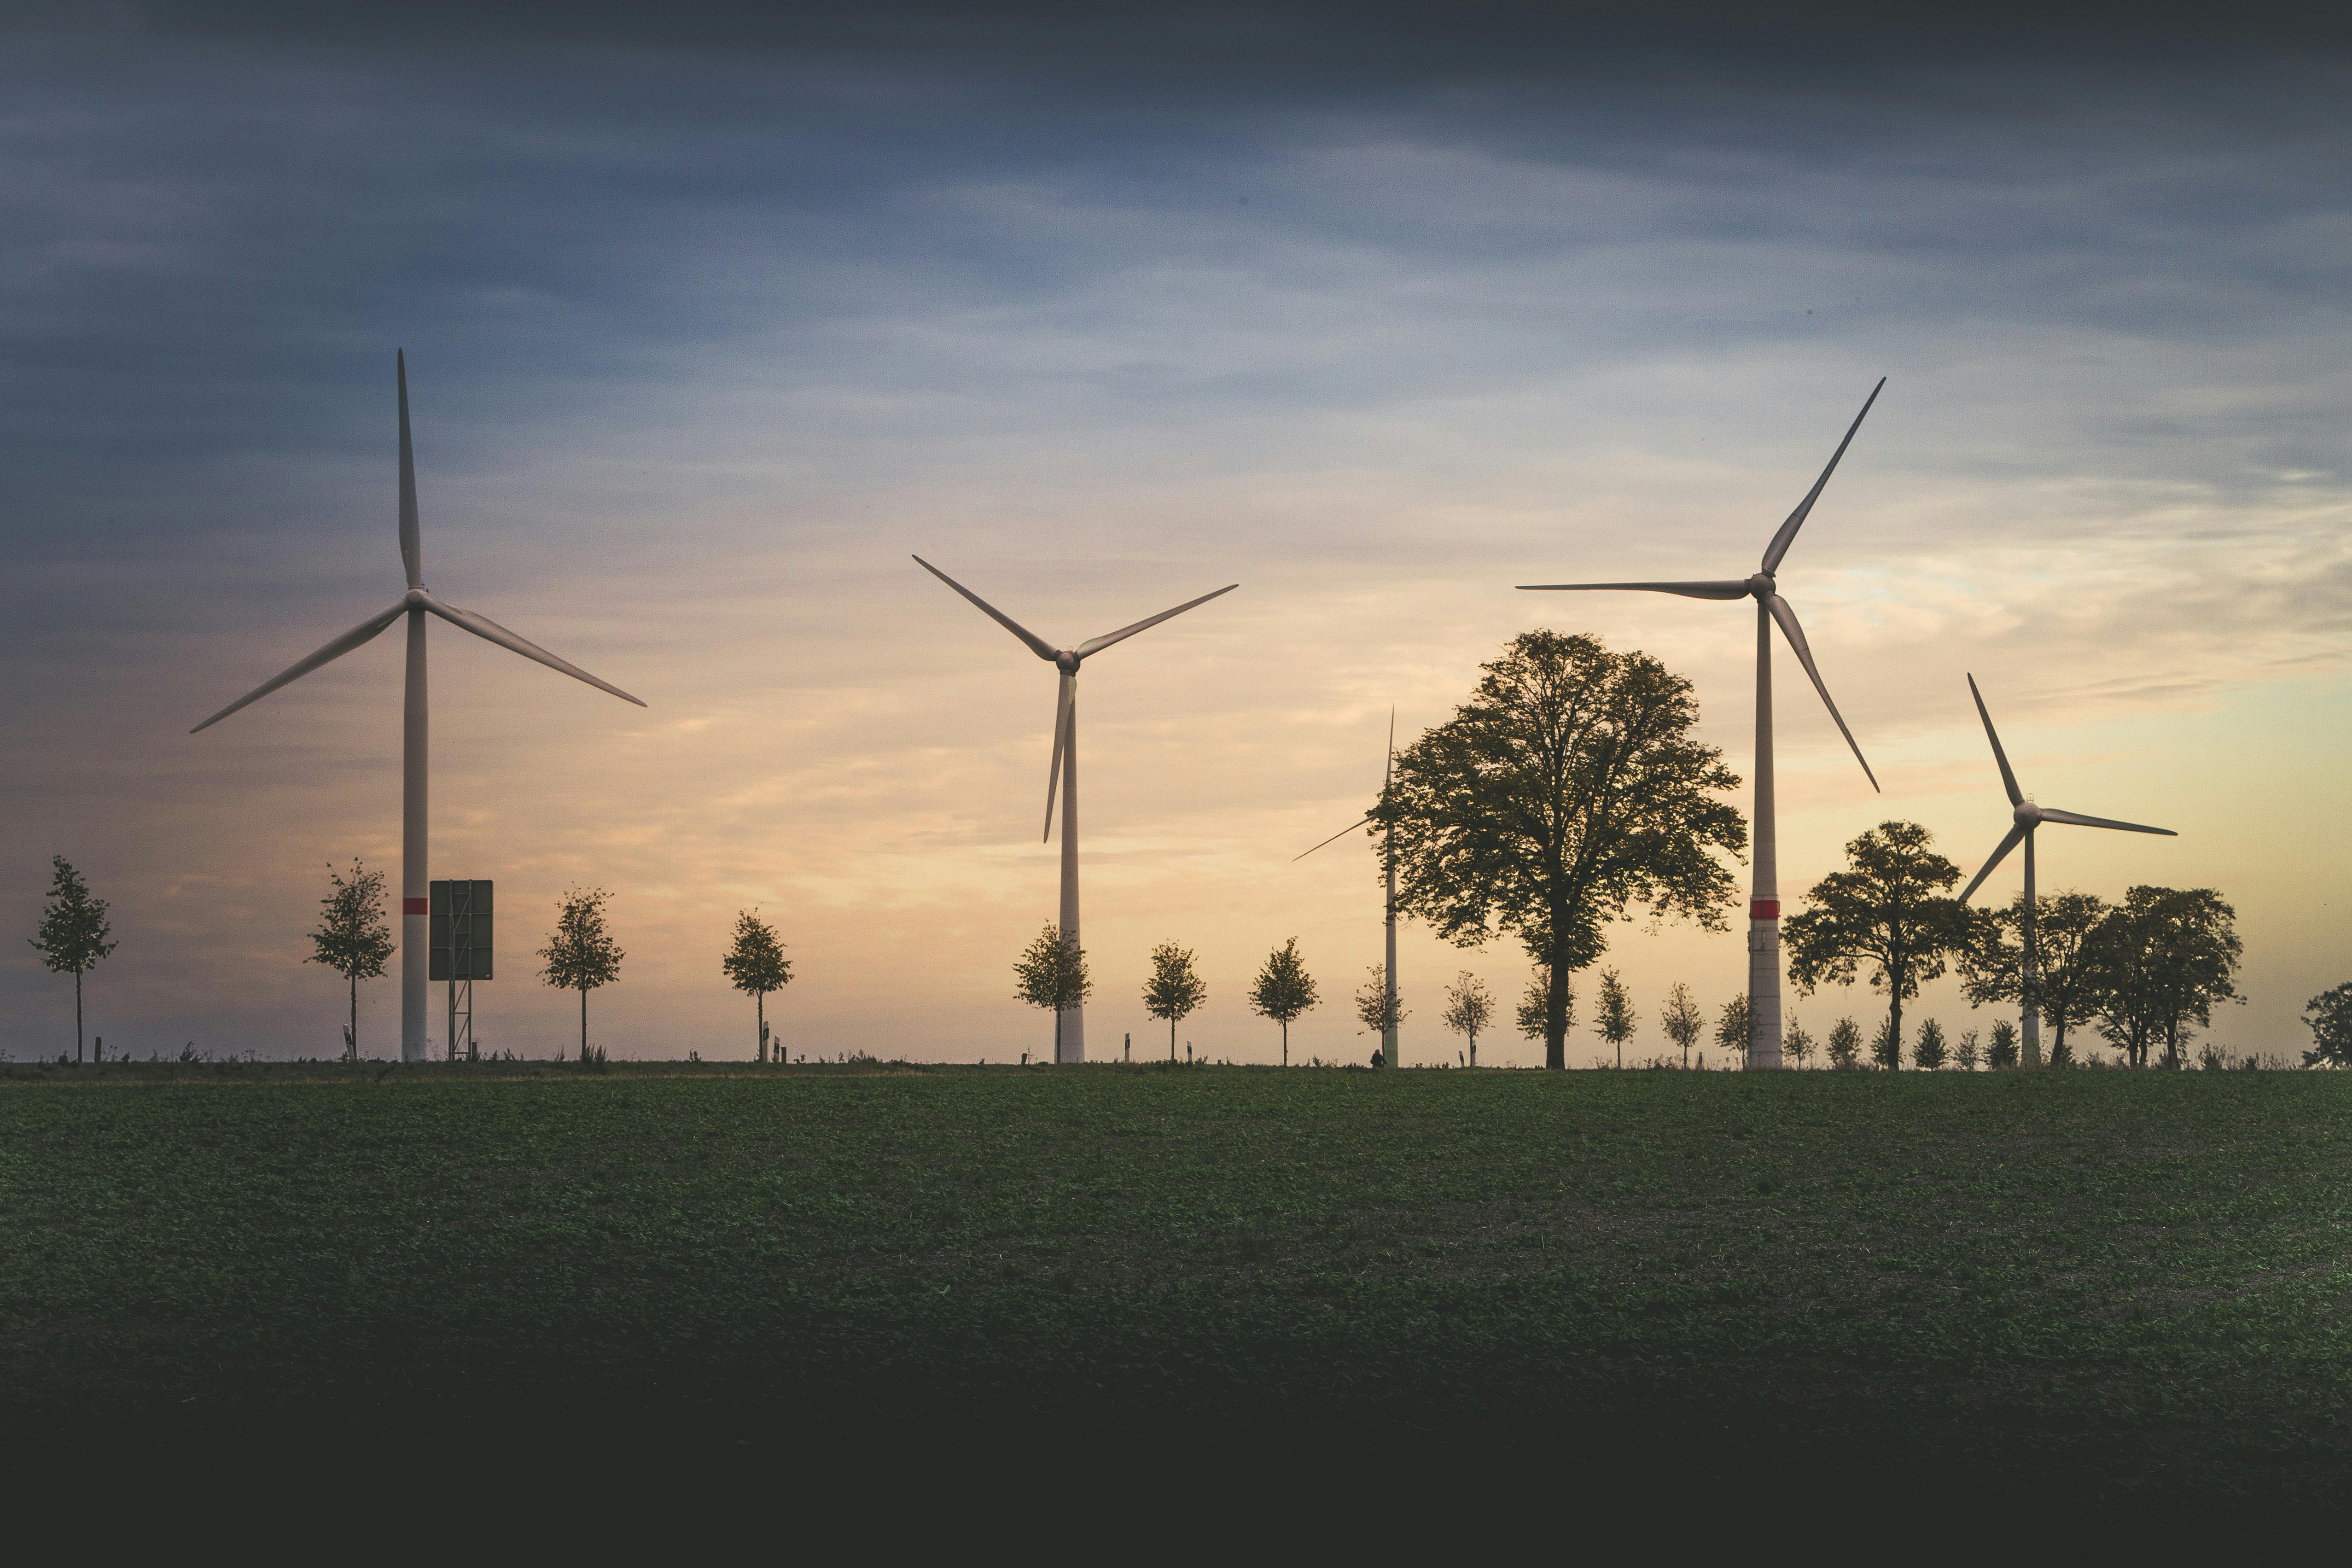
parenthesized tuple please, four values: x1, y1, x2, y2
(1377, 631, 1745, 1069)
(1958, 889, 2110, 1067)
(1143, 942, 1209, 1063)
(2303, 982, 2352, 1068)
(2083, 886, 2241, 1069)
(1247, 938, 1319, 1065)
(722, 909, 794, 1062)
(29, 856, 116, 1065)
(305, 859, 393, 1063)
(1013, 923, 1092, 1063)
(1783, 821, 1971, 1069)
(539, 887, 625, 1062)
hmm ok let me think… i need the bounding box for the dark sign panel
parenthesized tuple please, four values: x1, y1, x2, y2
(428, 879, 493, 981)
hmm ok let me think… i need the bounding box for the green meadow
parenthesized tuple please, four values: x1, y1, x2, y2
(3, 1061, 2346, 1509)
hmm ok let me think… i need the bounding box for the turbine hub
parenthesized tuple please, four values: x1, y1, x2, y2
(2014, 802, 2042, 826)
(1056, 650, 1079, 674)
(403, 587, 430, 609)
(1746, 571, 1775, 598)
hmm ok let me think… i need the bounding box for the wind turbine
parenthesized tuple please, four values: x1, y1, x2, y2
(1956, 674, 2175, 1067)
(913, 555, 1237, 1063)
(1297, 708, 1400, 1067)
(1519, 379, 1887, 1070)
(193, 351, 646, 1063)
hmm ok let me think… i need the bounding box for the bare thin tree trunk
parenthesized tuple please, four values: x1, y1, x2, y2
(1281, 1021, 1288, 1067)
(75, 971, 84, 1064)
(757, 991, 766, 1062)
(350, 974, 359, 1063)
(579, 987, 588, 1060)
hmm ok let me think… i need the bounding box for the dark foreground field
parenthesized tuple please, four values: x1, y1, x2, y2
(3, 1061, 2346, 1516)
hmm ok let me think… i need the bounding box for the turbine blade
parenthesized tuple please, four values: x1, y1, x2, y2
(911, 556, 1058, 662)
(1384, 704, 1395, 792)
(1966, 673, 2023, 807)
(419, 595, 646, 706)
(1042, 671, 1072, 843)
(1959, 822, 2029, 905)
(2036, 807, 2177, 836)
(191, 600, 409, 732)
(1765, 593, 1879, 792)
(397, 350, 422, 590)
(1074, 583, 1238, 658)
(1517, 579, 1749, 599)
(1294, 815, 1374, 862)
(1761, 377, 1885, 573)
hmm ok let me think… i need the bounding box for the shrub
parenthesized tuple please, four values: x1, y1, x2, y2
(1987, 1019, 2019, 1070)
(1912, 1019, 1947, 1070)
(1954, 1029, 1981, 1071)
(1826, 1017, 1863, 1071)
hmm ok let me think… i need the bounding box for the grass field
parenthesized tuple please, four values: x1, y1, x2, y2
(3, 1061, 2347, 1513)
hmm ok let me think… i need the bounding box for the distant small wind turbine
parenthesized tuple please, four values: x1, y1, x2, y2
(913, 556, 1236, 1063)
(193, 351, 646, 1063)
(1519, 379, 1887, 1069)
(1956, 674, 2175, 1067)
(1297, 708, 1401, 1067)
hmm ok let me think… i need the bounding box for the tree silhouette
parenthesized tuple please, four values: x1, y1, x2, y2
(305, 858, 392, 1063)
(1515, 965, 1573, 1048)
(1784, 821, 1970, 1072)
(1355, 964, 1407, 1059)
(1441, 972, 1493, 1067)
(1143, 942, 1209, 1064)
(1595, 968, 1637, 1067)
(540, 887, 624, 1062)
(722, 908, 794, 1062)
(1013, 923, 1091, 1063)
(1713, 993, 1752, 1067)
(1376, 631, 1744, 1068)
(1248, 938, 1319, 1066)
(29, 857, 116, 1064)
(1659, 982, 1702, 1068)
(2303, 982, 2352, 1069)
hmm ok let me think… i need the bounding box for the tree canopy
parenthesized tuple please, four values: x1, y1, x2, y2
(1354, 964, 1407, 1042)
(1594, 968, 1637, 1065)
(1377, 630, 1745, 1068)
(1783, 820, 1970, 1070)
(722, 909, 793, 1061)
(2304, 982, 2352, 1069)
(540, 887, 624, 1061)
(1441, 972, 1493, 1065)
(1013, 923, 1091, 1061)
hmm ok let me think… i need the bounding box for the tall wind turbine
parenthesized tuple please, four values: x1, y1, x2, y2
(1956, 674, 2175, 1067)
(1297, 708, 1400, 1067)
(1520, 379, 1887, 1069)
(193, 351, 646, 1063)
(913, 556, 1237, 1063)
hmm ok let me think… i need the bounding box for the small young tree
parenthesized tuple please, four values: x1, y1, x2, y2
(305, 859, 393, 1063)
(2304, 982, 2352, 1068)
(722, 908, 793, 1062)
(1913, 1017, 1947, 1071)
(1595, 968, 1637, 1067)
(1713, 994, 1752, 1067)
(1441, 972, 1494, 1067)
(1143, 942, 1209, 1062)
(1784, 1015, 1816, 1069)
(1355, 965, 1407, 1061)
(1516, 965, 1574, 1046)
(540, 886, 624, 1062)
(1953, 1028, 1981, 1072)
(1987, 1018, 2020, 1070)
(1013, 923, 1092, 1063)
(1659, 982, 1702, 1069)
(1248, 938, 1319, 1065)
(1871, 1014, 1901, 1071)
(29, 856, 117, 1065)
(1825, 1016, 1863, 1071)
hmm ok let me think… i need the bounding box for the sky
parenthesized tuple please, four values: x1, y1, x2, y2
(4, 1, 2349, 1065)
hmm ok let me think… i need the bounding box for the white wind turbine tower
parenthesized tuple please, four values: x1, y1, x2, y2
(1296, 708, 1401, 1067)
(1956, 673, 2175, 1067)
(914, 556, 1237, 1063)
(1520, 379, 1887, 1070)
(193, 351, 646, 1063)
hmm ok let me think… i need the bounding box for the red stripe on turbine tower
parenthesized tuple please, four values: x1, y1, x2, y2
(1751, 899, 1780, 920)
(404, 897, 430, 915)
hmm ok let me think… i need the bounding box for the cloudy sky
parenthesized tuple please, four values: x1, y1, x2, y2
(5, 1, 2348, 1064)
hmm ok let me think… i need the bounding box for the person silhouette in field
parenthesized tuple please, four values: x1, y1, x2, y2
(1371, 1048, 1386, 1069)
